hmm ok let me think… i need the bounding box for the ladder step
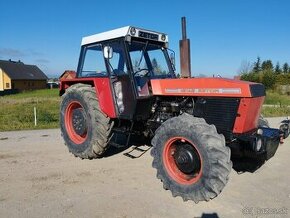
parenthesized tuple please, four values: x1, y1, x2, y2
(134, 147, 146, 152)
(123, 145, 151, 159)
(123, 153, 136, 159)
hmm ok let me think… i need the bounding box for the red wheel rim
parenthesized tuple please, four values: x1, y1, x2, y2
(163, 137, 202, 185)
(65, 101, 88, 144)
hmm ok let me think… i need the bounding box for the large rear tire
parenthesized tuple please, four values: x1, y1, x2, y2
(60, 83, 114, 159)
(151, 113, 232, 202)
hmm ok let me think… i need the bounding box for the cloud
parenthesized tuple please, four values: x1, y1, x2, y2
(0, 48, 26, 58)
(0, 48, 46, 59)
(27, 49, 44, 56)
(35, 59, 50, 63)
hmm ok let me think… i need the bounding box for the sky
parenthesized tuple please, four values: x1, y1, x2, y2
(0, 0, 290, 78)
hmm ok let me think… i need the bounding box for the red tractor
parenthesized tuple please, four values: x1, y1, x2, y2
(60, 19, 289, 202)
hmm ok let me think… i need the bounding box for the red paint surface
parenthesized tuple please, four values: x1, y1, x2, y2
(65, 101, 87, 144)
(233, 97, 265, 133)
(60, 78, 116, 118)
(163, 137, 203, 185)
(151, 78, 257, 97)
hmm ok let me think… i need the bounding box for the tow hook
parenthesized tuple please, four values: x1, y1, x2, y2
(280, 135, 284, 144)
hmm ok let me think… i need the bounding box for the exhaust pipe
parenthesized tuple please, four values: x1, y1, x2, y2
(179, 17, 191, 78)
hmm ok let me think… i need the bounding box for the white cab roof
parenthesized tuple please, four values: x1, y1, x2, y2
(81, 26, 168, 45)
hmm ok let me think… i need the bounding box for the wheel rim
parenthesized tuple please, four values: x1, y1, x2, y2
(65, 101, 88, 144)
(163, 137, 202, 185)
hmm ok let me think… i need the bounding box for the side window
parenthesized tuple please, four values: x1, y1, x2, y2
(106, 41, 128, 75)
(81, 44, 107, 77)
(109, 52, 128, 75)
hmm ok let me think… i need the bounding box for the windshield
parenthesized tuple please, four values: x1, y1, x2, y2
(126, 40, 175, 78)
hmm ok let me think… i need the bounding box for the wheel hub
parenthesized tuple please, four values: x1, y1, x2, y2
(72, 108, 87, 136)
(173, 143, 201, 175)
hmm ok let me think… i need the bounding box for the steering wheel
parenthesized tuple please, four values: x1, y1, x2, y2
(134, 68, 150, 77)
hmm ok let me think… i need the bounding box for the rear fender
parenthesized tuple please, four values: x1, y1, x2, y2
(60, 78, 116, 118)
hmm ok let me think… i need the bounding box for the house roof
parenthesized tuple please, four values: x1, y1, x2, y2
(0, 60, 48, 80)
(59, 70, 76, 80)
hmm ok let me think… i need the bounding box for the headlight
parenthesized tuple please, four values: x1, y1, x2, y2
(255, 138, 263, 152)
(257, 128, 263, 135)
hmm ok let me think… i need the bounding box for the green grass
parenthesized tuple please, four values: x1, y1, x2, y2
(264, 90, 290, 106)
(262, 106, 290, 117)
(262, 91, 290, 117)
(0, 89, 60, 131)
(3, 89, 59, 99)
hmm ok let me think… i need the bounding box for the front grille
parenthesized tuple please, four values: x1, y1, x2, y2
(194, 97, 240, 140)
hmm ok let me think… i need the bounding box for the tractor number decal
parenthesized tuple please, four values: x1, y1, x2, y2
(164, 88, 241, 94)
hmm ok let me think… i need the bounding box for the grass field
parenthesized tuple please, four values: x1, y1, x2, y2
(0, 89, 60, 131)
(0, 89, 289, 131)
(264, 90, 290, 106)
(262, 91, 290, 117)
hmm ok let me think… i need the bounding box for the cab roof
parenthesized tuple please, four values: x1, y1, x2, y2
(81, 26, 168, 46)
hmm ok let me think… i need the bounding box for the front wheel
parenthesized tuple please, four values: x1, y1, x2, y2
(151, 113, 232, 202)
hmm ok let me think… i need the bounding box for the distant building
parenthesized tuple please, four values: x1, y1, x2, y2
(0, 60, 48, 93)
(59, 70, 76, 80)
(234, 76, 241, 80)
(47, 81, 59, 89)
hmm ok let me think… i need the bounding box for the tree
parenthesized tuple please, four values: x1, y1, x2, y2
(275, 62, 282, 74)
(152, 58, 158, 69)
(253, 57, 261, 73)
(240, 71, 259, 83)
(238, 60, 252, 75)
(262, 70, 276, 89)
(283, 63, 289, 74)
(152, 58, 162, 74)
(132, 59, 140, 72)
(261, 60, 273, 71)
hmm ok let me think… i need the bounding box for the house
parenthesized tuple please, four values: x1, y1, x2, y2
(59, 70, 76, 80)
(0, 60, 48, 93)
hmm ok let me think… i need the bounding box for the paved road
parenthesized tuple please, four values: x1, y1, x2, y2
(0, 117, 289, 218)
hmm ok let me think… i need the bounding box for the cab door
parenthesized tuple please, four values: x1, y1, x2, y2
(104, 40, 136, 119)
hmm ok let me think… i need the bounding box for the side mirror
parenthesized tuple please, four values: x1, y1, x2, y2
(103, 46, 113, 59)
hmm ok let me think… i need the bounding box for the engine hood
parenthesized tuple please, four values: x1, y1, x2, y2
(150, 78, 265, 98)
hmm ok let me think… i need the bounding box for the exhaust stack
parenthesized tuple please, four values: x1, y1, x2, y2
(179, 17, 191, 77)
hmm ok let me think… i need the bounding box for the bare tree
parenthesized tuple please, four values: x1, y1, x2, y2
(237, 60, 253, 75)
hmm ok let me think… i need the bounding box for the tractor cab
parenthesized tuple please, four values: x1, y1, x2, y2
(76, 26, 175, 119)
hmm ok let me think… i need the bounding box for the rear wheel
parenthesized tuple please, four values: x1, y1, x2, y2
(60, 83, 114, 159)
(151, 113, 232, 202)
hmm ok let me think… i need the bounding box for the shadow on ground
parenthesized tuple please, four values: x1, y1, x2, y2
(232, 157, 265, 173)
(195, 213, 219, 218)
